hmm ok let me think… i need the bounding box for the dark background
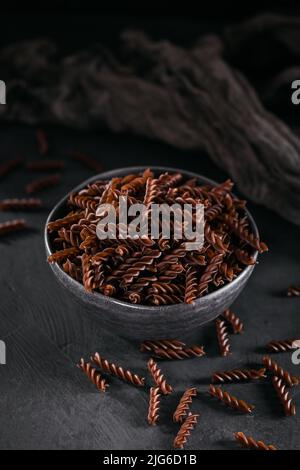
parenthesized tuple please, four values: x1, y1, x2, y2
(0, 4, 300, 450)
(1, 3, 299, 50)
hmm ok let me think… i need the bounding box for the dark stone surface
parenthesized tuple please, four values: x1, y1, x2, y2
(0, 124, 299, 450)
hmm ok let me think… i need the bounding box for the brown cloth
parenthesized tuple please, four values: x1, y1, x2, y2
(1, 17, 300, 225)
(225, 13, 300, 116)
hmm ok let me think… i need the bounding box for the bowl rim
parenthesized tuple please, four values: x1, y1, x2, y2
(44, 166, 259, 311)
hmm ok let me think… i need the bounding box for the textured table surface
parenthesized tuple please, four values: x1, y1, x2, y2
(0, 124, 299, 450)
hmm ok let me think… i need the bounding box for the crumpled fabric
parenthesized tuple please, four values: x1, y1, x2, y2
(1, 20, 300, 225)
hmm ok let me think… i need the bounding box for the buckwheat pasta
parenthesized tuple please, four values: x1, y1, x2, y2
(198, 253, 224, 297)
(151, 346, 205, 360)
(140, 339, 186, 353)
(36, 129, 48, 155)
(219, 262, 235, 282)
(81, 253, 95, 292)
(69, 151, 103, 172)
(47, 169, 267, 305)
(272, 376, 296, 416)
(234, 432, 277, 451)
(173, 388, 197, 423)
(184, 266, 198, 304)
(26, 160, 65, 171)
(216, 319, 231, 357)
(77, 358, 109, 392)
(26, 173, 61, 194)
(267, 339, 298, 353)
(149, 282, 185, 297)
(173, 413, 198, 449)
(235, 248, 256, 266)
(221, 214, 268, 253)
(147, 358, 173, 395)
(0, 218, 27, 236)
(69, 193, 98, 211)
(147, 387, 160, 426)
(92, 352, 145, 387)
(0, 198, 42, 211)
(62, 258, 82, 282)
(147, 293, 182, 306)
(262, 356, 299, 387)
(125, 276, 158, 296)
(287, 286, 300, 297)
(209, 385, 255, 414)
(140, 338, 205, 360)
(143, 177, 159, 207)
(47, 247, 79, 263)
(47, 212, 85, 232)
(212, 368, 266, 383)
(222, 309, 244, 334)
(57, 227, 81, 247)
(0, 157, 23, 179)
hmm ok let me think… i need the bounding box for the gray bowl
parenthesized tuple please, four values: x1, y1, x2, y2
(45, 166, 259, 341)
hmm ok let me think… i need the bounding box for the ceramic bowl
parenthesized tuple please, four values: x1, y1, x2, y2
(45, 166, 259, 341)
